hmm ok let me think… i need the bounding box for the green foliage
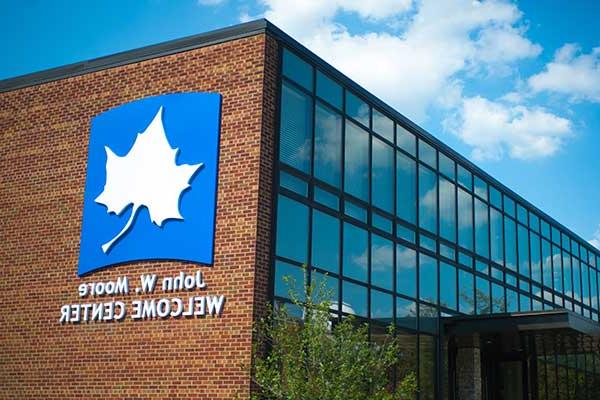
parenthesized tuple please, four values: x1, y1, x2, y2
(250, 272, 417, 400)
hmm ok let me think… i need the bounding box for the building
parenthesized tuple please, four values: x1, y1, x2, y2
(1, 19, 599, 399)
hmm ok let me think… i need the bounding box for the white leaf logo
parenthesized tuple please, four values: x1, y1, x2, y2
(95, 106, 202, 253)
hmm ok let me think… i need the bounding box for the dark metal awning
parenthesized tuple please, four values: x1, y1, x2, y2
(443, 309, 600, 337)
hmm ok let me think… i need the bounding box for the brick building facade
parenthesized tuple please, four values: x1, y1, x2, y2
(1, 21, 278, 399)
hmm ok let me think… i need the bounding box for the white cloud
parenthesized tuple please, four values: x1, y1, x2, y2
(589, 226, 600, 251)
(446, 96, 572, 160)
(255, 0, 541, 122)
(529, 44, 600, 102)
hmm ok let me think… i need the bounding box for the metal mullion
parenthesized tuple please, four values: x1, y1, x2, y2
(338, 88, 346, 322)
(454, 161, 460, 313)
(367, 106, 373, 337)
(305, 59, 317, 295)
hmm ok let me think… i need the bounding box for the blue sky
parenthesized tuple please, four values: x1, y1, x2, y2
(2, 0, 599, 248)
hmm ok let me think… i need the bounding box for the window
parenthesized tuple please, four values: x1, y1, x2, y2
(530, 232, 541, 283)
(553, 245, 563, 293)
(542, 239, 552, 289)
(474, 198, 489, 258)
(372, 109, 393, 142)
(474, 176, 487, 201)
(397, 244, 416, 298)
(562, 252, 572, 299)
(342, 281, 367, 317)
(418, 139, 436, 169)
(572, 259, 581, 302)
(280, 171, 307, 196)
(276, 195, 308, 263)
(312, 271, 338, 305)
(371, 289, 393, 321)
(346, 91, 369, 127)
(490, 186, 502, 209)
(372, 137, 394, 212)
(439, 153, 455, 180)
(419, 254, 438, 304)
(396, 151, 416, 224)
(492, 283, 505, 313)
(439, 177, 456, 243)
(371, 234, 393, 291)
(419, 165, 437, 234)
(316, 71, 342, 109)
(397, 124, 416, 156)
(581, 263, 589, 306)
(506, 289, 518, 312)
(505, 217, 517, 271)
(517, 204, 528, 225)
(476, 277, 490, 314)
(283, 49, 313, 90)
(459, 269, 474, 315)
(275, 260, 306, 300)
(457, 165, 472, 191)
(490, 208, 503, 265)
(440, 262, 457, 310)
(518, 224, 530, 278)
(343, 222, 368, 282)
(504, 195, 516, 218)
(314, 102, 342, 187)
(311, 210, 339, 274)
(279, 82, 312, 173)
(458, 188, 473, 251)
(344, 120, 369, 201)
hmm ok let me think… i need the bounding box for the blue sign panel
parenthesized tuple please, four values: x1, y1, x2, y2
(78, 93, 221, 276)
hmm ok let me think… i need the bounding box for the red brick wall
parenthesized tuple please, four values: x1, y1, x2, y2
(0, 33, 279, 399)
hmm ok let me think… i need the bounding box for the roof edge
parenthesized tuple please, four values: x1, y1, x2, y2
(0, 19, 270, 93)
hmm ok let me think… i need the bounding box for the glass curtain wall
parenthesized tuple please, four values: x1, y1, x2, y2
(274, 47, 600, 399)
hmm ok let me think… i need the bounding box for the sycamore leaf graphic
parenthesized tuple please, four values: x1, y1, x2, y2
(95, 106, 202, 253)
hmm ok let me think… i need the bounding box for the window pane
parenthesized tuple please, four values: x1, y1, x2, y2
(316, 70, 342, 109)
(344, 120, 369, 201)
(490, 186, 502, 209)
(505, 217, 517, 271)
(419, 254, 438, 304)
(371, 289, 393, 321)
(572, 258, 581, 302)
(314, 186, 339, 210)
(371, 234, 393, 291)
(531, 232, 541, 283)
(439, 153, 455, 180)
(517, 204, 528, 225)
(275, 260, 306, 300)
(312, 271, 338, 307)
(397, 124, 416, 156)
(372, 137, 394, 212)
(474, 176, 488, 201)
(312, 210, 339, 274)
(276, 195, 308, 263)
(397, 244, 416, 298)
(346, 91, 369, 127)
(439, 178, 456, 243)
(581, 263, 589, 306)
(529, 213, 540, 233)
(542, 239, 552, 289)
(314, 102, 342, 187)
(418, 139, 436, 168)
(562, 252, 572, 299)
(419, 165, 437, 233)
(492, 283, 505, 313)
(490, 208, 504, 265)
(283, 49, 312, 90)
(372, 109, 393, 142)
(475, 198, 489, 258)
(518, 224, 530, 278)
(279, 82, 312, 172)
(458, 188, 473, 251)
(457, 165, 472, 191)
(345, 200, 367, 222)
(280, 171, 307, 196)
(504, 195, 516, 218)
(440, 262, 457, 310)
(476, 277, 490, 314)
(342, 281, 367, 317)
(396, 297, 417, 330)
(343, 222, 368, 282)
(459, 270, 474, 315)
(506, 289, 518, 312)
(553, 245, 563, 293)
(397, 151, 416, 224)
(541, 220, 550, 239)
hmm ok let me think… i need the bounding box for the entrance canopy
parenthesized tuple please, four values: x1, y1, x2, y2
(444, 309, 600, 338)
